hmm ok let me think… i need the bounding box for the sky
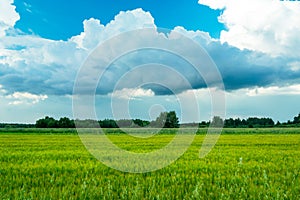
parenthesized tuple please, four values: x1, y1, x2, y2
(1, 0, 300, 123)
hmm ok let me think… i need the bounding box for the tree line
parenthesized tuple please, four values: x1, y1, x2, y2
(35, 111, 180, 128)
(201, 114, 300, 128)
(1, 112, 300, 129)
(0, 123, 35, 129)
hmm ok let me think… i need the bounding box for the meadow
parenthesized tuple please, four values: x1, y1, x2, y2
(0, 128, 299, 199)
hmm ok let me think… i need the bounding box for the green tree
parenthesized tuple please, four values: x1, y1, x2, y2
(58, 117, 74, 128)
(36, 116, 58, 128)
(153, 112, 167, 128)
(36, 118, 47, 128)
(210, 116, 224, 128)
(293, 113, 300, 124)
(153, 111, 179, 128)
(132, 119, 150, 127)
(99, 119, 118, 128)
(117, 119, 133, 128)
(165, 111, 179, 128)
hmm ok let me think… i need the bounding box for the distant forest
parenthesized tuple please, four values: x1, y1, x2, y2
(1, 112, 300, 129)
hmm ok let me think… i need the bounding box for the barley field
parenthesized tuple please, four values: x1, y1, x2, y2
(0, 129, 299, 199)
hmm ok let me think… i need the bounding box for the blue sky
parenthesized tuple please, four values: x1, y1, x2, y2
(13, 0, 224, 39)
(1, 0, 300, 123)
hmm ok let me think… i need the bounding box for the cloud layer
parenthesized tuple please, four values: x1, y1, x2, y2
(0, 2, 300, 102)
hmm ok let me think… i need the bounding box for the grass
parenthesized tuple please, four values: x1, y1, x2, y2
(2, 127, 300, 135)
(0, 129, 300, 199)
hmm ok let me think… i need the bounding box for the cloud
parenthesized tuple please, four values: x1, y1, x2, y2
(244, 84, 300, 97)
(0, 0, 20, 36)
(70, 9, 155, 50)
(0, 35, 87, 95)
(6, 92, 48, 105)
(199, 0, 300, 57)
(163, 27, 300, 91)
(0, 8, 157, 96)
(0, 84, 6, 94)
(0, 6, 300, 98)
(23, 2, 33, 13)
(111, 88, 155, 100)
(198, 0, 226, 9)
(289, 62, 300, 72)
(70, 18, 105, 50)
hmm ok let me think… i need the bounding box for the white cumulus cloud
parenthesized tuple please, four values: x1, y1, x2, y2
(198, 0, 226, 9)
(199, 0, 300, 57)
(245, 84, 300, 97)
(6, 92, 48, 105)
(70, 9, 155, 50)
(233, 84, 300, 97)
(0, 0, 20, 36)
(0, 84, 6, 94)
(288, 61, 300, 72)
(111, 88, 155, 100)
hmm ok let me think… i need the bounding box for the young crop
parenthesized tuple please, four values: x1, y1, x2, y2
(0, 130, 299, 199)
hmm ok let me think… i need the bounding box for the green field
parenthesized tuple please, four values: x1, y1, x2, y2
(1, 129, 300, 199)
